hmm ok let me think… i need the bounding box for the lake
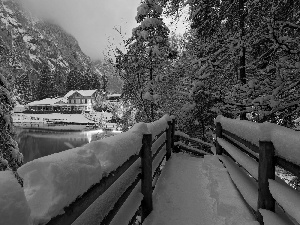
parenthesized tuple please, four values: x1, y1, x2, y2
(15, 126, 118, 164)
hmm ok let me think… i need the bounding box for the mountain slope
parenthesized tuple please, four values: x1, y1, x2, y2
(0, 0, 103, 103)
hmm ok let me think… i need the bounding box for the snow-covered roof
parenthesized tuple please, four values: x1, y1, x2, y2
(27, 97, 68, 106)
(64, 90, 98, 98)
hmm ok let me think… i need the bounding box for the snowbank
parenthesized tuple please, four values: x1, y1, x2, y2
(0, 171, 32, 225)
(18, 148, 102, 224)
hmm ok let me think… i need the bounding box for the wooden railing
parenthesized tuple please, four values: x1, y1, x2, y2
(45, 118, 176, 225)
(216, 118, 300, 225)
(174, 131, 214, 156)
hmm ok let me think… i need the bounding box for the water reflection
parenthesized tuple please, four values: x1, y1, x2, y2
(15, 126, 116, 164)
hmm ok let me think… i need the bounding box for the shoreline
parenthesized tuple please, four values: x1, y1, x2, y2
(14, 123, 94, 132)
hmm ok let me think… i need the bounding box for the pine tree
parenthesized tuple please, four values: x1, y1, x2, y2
(0, 68, 23, 185)
(37, 66, 57, 100)
(116, 0, 174, 122)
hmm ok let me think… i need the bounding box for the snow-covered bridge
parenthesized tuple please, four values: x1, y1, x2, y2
(1, 115, 300, 225)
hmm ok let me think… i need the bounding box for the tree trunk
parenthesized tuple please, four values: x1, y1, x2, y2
(149, 50, 154, 121)
(239, 0, 247, 120)
(239, 0, 246, 85)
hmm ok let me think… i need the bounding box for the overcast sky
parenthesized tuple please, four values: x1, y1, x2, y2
(20, 0, 188, 61)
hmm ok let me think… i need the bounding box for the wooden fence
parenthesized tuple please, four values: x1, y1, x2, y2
(216, 119, 300, 225)
(174, 132, 214, 156)
(45, 119, 176, 225)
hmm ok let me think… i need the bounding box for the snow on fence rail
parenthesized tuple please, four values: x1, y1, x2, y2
(215, 115, 300, 225)
(1, 115, 176, 225)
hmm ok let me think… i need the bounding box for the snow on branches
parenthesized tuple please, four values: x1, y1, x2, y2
(0, 69, 23, 185)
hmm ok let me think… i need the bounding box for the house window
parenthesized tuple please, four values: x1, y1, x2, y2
(76, 99, 80, 104)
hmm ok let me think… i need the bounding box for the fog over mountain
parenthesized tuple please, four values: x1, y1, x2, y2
(19, 0, 141, 60)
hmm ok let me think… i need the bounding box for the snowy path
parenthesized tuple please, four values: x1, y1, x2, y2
(144, 153, 258, 225)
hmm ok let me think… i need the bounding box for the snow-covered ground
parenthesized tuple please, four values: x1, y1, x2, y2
(144, 153, 258, 225)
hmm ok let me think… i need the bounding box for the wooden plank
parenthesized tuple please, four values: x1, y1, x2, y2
(221, 145, 258, 182)
(275, 156, 300, 178)
(257, 141, 275, 224)
(152, 130, 165, 144)
(46, 154, 140, 225)
(222, 135, 259, 162)
(218, 156, 258, 217)
(152, 142, 165, 161)
(152, 152, 167, 189)
(166, 121, 172, 160)
(141, 134, 153, 221)
(179, 136, 212, 153)
(223, 129, 259, 154)
(101, 175, 141, 225)
(171, 119, 176, 149)
(216, 122, 223, 155)
(218, 137, 259, 180)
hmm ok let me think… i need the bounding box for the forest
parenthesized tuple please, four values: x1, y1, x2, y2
(116, 0, 300, 139)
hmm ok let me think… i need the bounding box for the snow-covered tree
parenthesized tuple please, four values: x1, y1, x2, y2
(116, 0, 175, 122)
(0, 68, 23, 185)
(159, 0, 300, 127)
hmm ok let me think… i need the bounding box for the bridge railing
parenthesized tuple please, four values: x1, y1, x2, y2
(44, 116, 176, 225)
(215, 116, 300, 225)
(174, 130, 214, 156)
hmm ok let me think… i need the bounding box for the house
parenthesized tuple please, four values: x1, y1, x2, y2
(65, 90, 99, 111)
(26, 90, 99, 112)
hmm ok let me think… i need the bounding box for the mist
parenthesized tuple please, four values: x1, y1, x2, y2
(20, 0, 140, 60)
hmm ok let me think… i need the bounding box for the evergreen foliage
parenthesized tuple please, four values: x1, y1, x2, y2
(0, 69, 23, 185)
(156, 0, 300, 129)
(116, 0, 176, 122)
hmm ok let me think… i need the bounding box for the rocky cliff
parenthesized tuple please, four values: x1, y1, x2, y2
(0, 0, 103, 103)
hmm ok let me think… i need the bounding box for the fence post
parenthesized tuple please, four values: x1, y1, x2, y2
(171, 119, 176, 150)
(216, 122, 223, 155)
(141, 134, 153, 221)
(257, 141, 275, 224)
(166, 121, 172, 160)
